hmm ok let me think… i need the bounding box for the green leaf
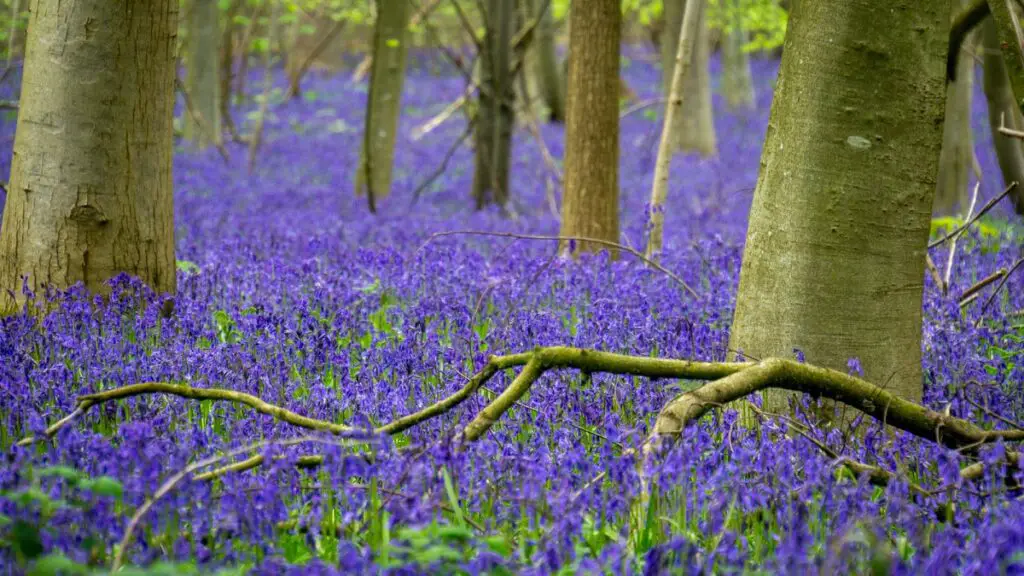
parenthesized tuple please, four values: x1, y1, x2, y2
(82, 476, 123, 500)
(11, 519, 44, 560)
(440, 468, 465, 529)
(176, 259, 201, 274)
(38, 466, 84, 484)
(29, 553, 88, 576)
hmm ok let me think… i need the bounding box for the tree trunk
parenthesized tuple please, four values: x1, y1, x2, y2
(0, 0, 178, 313)
(645, 0, 702, 261)
(531, 0, 565, 123)
(934, 0, 975, 216)
(728, 0, 947, 412)
(355, 0, 410, 201)
(472, 0, 515, 209)
(184, 0, 222, 149)
(982, 19, 1024, 215)
(661, 0, 715, 156)
(720, 0, 754, 109)
(559, 0, 620, 255)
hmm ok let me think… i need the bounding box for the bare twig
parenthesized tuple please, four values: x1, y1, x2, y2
(418, 230, 700, 298)
(944, 181, 981, 293)
(928, 182, 1017, 248)
(974, 256, 1024, 326)
(411, 83, 475, 140)
(175, 78, 230, 164)
(620, 97, 667, 119)
(959, 268, 1007, 306)
(286, 17, 348, 99)
(111, 436, 355, 571)
(411, 118, 475, 203)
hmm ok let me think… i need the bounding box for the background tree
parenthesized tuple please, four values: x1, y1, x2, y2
(718, 0, 755, 109)
(0, 0, 178, 314)
(559, 0, 620, 254)
(472, 0, 515, 209)
(662, 0, 715, 156)
(528, 0, 565, 123)
(982, 19, 1024, 215)
(356, 0, 411, 205)
(184, 0, 222, 149)
(728, 0, 948, 411)
(934, 0, 975, 216)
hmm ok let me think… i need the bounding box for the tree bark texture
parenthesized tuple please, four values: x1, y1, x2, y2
(185, 0, 222, 149)
(720, 0, 754, 109)
(661, 0, 716, 156)
(982, 19, 1024, 215)
(0, 0, 179, 313)
(728, 0, 948, 410)
(472, 0, 515, 209)
(356, 0, 410, 200)
(559, 0, 620, 255)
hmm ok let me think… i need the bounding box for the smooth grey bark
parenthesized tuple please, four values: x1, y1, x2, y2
(661, 0, 716, 155)
(560, 0, 620, 255)
(472, 0, 515, 209)
(184, 0, 222, 149)
(0, 0, 178, 314)
(720, 0, 754, 109)
(356, 0, 410, 201)
(729, 0, 948, 411)
(982, 19, 1024, 215)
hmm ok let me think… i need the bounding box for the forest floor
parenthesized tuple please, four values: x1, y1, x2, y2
(1, 51, 1023, 574)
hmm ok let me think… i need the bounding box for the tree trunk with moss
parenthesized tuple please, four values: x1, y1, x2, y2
(184, 0, 222, 149)
(728, 0, 947, 412)
(559, 0, 620, 255)
(531, 0, 564, 123)
(982, 19, 1024, 215)
(472, 0, 515, 209)
(720, 0, 754, 109)
(0, 0, 178, 314)
(661, 0, 715, 155)
(355, 0, 410, 201)
(934, 0, 974, 216)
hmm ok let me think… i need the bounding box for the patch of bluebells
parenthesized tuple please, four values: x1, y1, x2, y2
(0, 50, 1022, 574)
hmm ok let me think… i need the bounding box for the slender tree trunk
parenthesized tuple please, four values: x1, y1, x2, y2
(720, 0, 754, 109)
(0, 0, 178, 313)
(472, 0, 515, 209)
(184, 0, 222, 149)
(559, 0, 620, 255)
(661, 0, 715, 155)
(355, 0, 411, 201)
(728, 0, 948, 411)
(982, 19, 1024, 215)
(645, 0, 702, 261)
(934, 0, 975, 216)
(516, 0, 542, 122)
(220, 0, 240, 140)
(531, 0, 564, 123)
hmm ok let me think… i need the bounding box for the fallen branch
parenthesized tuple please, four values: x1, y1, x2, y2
(649, 357, 1024, 449)
(418, 230, 701, 298)
(620, 97, 667, 119)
